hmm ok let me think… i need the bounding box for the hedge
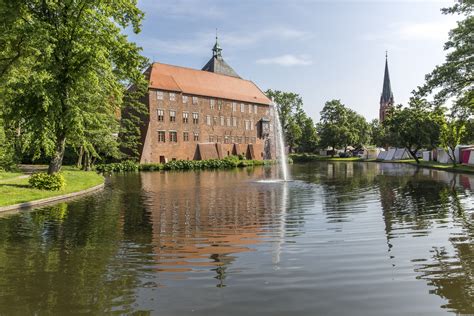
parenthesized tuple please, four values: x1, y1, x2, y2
(96, 156, 272, 173)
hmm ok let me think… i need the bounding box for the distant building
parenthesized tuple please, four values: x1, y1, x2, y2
(128, 37, 275, 163)
(379, 53, 394, 122)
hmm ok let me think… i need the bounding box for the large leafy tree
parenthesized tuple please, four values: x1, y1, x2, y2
(318, 99, 369, 155)
(318, 99, 347, 155)
(298, 116, 319, 153)
(384, 98, 442, 163)
(416, 1, 473, 110)
(0, 0, 148, 174)
(266, 89, 306, 152)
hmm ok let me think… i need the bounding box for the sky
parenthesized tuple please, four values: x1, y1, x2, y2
(126, 0, 460, 122)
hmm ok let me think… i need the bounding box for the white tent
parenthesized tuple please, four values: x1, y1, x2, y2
(422, 151, 432, 161)
(393, 148, 412, 160)
(469, 151, 474, 165)
(384, 148, 397, 160)
(364, 148, 384, 159)
(377, 151, 387, 160)
(437, 148, 453, 164)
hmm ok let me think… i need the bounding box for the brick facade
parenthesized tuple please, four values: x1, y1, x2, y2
(135, 60, 275, 163)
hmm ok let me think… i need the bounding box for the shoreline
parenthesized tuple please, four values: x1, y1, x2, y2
(289, 154, 474, 175)
(0, 183, 105, 214)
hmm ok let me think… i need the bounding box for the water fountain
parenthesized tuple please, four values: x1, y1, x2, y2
(273, 103, 289, 181)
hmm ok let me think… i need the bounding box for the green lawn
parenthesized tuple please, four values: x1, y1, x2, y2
(0, 169, 104, 207)
(0, 172, 23, 181)
(408, 160, 474, 173)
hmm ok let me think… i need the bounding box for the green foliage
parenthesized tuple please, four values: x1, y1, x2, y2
(317, 100, 370, 154)
(95, 160, 140, 173)
(96, 157, 271, 173)
(416, 1, 473, 109)
(119, 80, 149, 160)
(0, 114, 16, 171)
(265, 89, 317, 153)
(440, 111, 467, 166)
(383, 98, 442, 163)
(0, 1, 148, 174)
(29, 172, 65, 191)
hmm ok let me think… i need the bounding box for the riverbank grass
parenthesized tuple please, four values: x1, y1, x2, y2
(0, 168, 104, 207)
(290, 153, 474, 174)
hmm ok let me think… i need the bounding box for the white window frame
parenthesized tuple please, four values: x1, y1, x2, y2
(157, 130, 166, 142)
(169, 110, 176, 122)
(182, 95, 188, 103)
(157, 109, 164, 122)
(169, 93, 176, 101)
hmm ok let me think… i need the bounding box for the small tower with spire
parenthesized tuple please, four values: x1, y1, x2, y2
(202, 32, 240, 78)
(379, 52, 394, 122)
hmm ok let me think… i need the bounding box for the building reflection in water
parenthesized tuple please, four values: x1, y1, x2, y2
(139, 167, 289, 285)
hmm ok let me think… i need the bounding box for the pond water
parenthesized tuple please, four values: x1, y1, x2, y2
(0, 162, 473, 315)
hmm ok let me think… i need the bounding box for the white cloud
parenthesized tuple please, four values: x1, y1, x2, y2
(395, 21, 456, 41)
(256, 54, 313, 66)
(139, 27, 311, 56)
(361, 18, 457, 42)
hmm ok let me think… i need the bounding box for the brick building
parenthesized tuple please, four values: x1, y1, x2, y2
(134, 38, 275, 164)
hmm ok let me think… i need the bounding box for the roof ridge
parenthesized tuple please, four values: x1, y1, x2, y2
(153, 61, 247, 82)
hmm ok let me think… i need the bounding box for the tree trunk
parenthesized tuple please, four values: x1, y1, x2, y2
(82, 150, 91, 171)
(48, 134, 66, 174)
(76, 146, 84, 169)
(447, 146, 457, 166)
(408, 148, 420, 164)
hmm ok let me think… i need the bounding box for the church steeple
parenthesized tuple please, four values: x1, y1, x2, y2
(202, 33, 240, 78)
(379, 52, 394, 122)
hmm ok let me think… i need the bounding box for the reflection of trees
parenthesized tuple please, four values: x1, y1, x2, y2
(0, 174, 156, 314)
(294, 162, 379, 224)
(378, 167, 474, 314)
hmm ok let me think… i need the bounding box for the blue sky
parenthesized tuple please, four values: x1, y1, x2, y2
(126, 0, 459, 121)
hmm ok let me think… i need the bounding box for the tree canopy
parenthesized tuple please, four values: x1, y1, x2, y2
(0, 0, 148, 174)
(383, 98, 443, 163)
(318, 99, 369, 154)
(266, 89, 318, 153)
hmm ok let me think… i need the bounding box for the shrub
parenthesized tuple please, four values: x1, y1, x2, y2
(29, 172, 66, 191)
(96, 160, 139, 173)
(95, 157, 275, 173)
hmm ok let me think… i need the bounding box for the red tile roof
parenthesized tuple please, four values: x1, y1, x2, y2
(148, 62, 271, 105)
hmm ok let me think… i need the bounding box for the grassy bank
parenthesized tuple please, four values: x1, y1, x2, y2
(290, 153, 363, 163)
(290, 153, 474, 174)
(96, 157, 273, 173)
(0, 168, 104, 207)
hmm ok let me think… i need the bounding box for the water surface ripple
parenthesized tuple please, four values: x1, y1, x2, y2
(0, 162, 473, 315)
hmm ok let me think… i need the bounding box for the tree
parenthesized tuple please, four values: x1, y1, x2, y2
(383, 98, 441, 163)
(119, 82, 149, 160)
(369, 119, 388, 147)
(440, 119, 465, 166)
(416, 1, 473, 109)
(318, 100, 347, 155)
(0, 1, 148, 174)
(318, 99, 369, 155)
(265, 89, 305, 152)
(298, 116, 319, 153)
(346, 109, 370, 150)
